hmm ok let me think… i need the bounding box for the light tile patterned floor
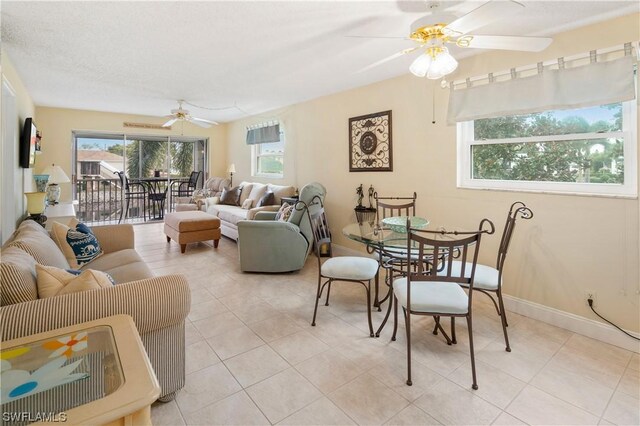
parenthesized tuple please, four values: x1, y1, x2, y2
(133, 223, 640, 426)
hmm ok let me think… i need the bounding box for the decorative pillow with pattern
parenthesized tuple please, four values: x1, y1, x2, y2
(275, 203, 293, 222)
(51, 221, 103, 269)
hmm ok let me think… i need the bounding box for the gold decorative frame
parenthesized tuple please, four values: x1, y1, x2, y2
(349, 110, 393, 172)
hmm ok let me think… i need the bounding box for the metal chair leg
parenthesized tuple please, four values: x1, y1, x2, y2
(391, 295, 399, 341)
(365, 281, 374, 337)
(404, 307, 412, 386)
(451, 317, 457, 344)
(467, 315, 478, 390)
(375, 281, 394, 337)
(311, 277, 323, 326)
(324, 280, 332, 306)
(497, 289, 511, 352)
(375, 272, 381, 312)
(433, 316, 440, 335)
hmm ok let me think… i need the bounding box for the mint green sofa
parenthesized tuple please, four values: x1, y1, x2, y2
(237, 182, 326, 273)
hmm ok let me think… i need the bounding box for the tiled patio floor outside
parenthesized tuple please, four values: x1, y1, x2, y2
(131, 223, 640, 426)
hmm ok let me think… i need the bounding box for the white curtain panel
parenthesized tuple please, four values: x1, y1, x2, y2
(447, 55, 636, 124)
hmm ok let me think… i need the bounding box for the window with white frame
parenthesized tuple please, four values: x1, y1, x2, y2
(457, 100, 637, 197)
(251, 129, 284, 178)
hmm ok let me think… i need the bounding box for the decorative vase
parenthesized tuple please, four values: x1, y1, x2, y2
(33, 174, 49, 193)
(46, 184, 61, 204)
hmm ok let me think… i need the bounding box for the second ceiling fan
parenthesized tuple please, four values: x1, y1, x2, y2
(162, 100, 219, 128)
(355, 0, 553, 79)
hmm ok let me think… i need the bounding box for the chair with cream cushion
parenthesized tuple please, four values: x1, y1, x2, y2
(437, 201, 533, 352)
(309, 200, 379, 337)
(392, 219, 493, 389)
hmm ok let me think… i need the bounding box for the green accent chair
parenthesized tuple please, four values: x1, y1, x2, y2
(237, 182, 326, 273)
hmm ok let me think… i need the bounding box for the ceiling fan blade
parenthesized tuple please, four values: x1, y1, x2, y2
(460, 35, 552, 52)
(162, 118, 178, 127)
(443, 0, 524, 36)
(356, 46, 421, 73)
(345, 35, 410, 40)
(187, 117, 212, 128)
(190, 117, 219, 126)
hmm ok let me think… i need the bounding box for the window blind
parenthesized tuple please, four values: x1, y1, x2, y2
(246, 123, 280, 145)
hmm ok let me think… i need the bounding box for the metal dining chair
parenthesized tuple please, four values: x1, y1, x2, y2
(436, 201, 534, 352)
(392, 218, 494, 389)
(170, 171, 201, 211)
(372, 192, 418, 311)
(309, 199, 379, 337)
(115, 171, 147, 223)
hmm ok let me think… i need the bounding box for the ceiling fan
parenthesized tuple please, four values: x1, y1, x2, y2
(162, 100, 219, 128)
(355, 0, 553, 79)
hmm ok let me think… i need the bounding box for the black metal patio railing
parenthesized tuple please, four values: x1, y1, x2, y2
(75, 178, 146, 225)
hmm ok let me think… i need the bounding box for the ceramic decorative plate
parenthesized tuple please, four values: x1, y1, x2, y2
(381, 216, 429, 233)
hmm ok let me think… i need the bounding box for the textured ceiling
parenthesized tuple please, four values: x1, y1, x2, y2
(2, 1, 638, 123)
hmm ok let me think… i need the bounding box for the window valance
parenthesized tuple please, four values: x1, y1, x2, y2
(246, 122, 280, 145)
(447, 51, 636, 124)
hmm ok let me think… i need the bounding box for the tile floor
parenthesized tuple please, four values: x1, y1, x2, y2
(133, 223, 640, 426)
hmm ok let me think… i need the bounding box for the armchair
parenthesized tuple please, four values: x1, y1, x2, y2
(237, 182, 326, 273)
(174, 176, 230, 212)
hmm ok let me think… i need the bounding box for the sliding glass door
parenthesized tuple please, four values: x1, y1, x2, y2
(73, 132, 208, 224)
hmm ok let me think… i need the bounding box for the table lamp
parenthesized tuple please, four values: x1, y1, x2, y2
(42, 163, 70, 204)
(228, 163, 236, 187)
(25, 192, 47, 226)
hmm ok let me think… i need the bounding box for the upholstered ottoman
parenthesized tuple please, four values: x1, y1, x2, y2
(164, 211, 221, 253)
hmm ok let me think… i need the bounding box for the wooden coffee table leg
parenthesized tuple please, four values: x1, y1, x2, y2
(214, 239, 219, 248)
(180, 244, 186, 253)
(166, 236, 171, 243)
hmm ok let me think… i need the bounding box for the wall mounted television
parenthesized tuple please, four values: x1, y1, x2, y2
(19, 117, 37, 168)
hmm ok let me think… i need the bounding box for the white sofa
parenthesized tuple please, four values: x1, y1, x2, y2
(204, 182, 296, 240)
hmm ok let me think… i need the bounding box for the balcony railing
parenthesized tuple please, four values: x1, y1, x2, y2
(76, 178, 144, 225)
(75, 177, 190, 225)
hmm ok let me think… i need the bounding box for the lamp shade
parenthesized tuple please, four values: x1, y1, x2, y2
(227, 163, 236, 174)
(42, 164, 70, 184)
(426, 48, 458, 80)
(25, 192, 47, 215)
(409, 54, 433, 77)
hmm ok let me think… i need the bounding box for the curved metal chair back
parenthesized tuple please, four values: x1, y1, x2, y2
(496, 201, 534, 272)
(187, 171, 201, 190)
(308, 202, 331, 261)
(374, 192, 417, 222)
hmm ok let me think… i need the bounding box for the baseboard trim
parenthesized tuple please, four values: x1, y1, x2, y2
(502, 295, 640, 353)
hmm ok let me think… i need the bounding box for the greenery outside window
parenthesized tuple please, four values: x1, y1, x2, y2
(252, 138, 284, 178)
(457, 101, 637, 197)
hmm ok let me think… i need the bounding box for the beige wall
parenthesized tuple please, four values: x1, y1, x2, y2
(1, 52, 36, 243)
(34, 107, 228, 203)
(226, 13, 640, 332)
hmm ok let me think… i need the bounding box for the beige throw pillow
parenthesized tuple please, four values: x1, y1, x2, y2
(241, 199, 254, 209)
(36, 264, 113, 298)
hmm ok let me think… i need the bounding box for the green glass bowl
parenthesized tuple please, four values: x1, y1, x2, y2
(382, 216, 429, 233)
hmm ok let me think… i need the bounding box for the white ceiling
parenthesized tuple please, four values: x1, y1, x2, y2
(2, 1, 638, 123)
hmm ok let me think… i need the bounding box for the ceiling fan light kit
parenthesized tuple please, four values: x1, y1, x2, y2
(409, 46, 458, 79)
(356, 0, 552, 80)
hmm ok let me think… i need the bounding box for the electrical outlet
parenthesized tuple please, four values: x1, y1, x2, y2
(584, 290, 597, 308)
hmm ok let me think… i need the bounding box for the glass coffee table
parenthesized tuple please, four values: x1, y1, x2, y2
(1, 315, 160, 425)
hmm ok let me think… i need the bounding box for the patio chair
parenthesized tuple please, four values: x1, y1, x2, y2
(115, 171, 147, 223)
(170, 171, 201, 209)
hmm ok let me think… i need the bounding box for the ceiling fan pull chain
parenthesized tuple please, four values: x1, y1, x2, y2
(623, 42, 632, 56)
(510, 68, 517, 80)
(465, 78, 472, 88)
(590, 50, 598, 63)
(537, 62, 544, 74)
(488, 72, 495, 83)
